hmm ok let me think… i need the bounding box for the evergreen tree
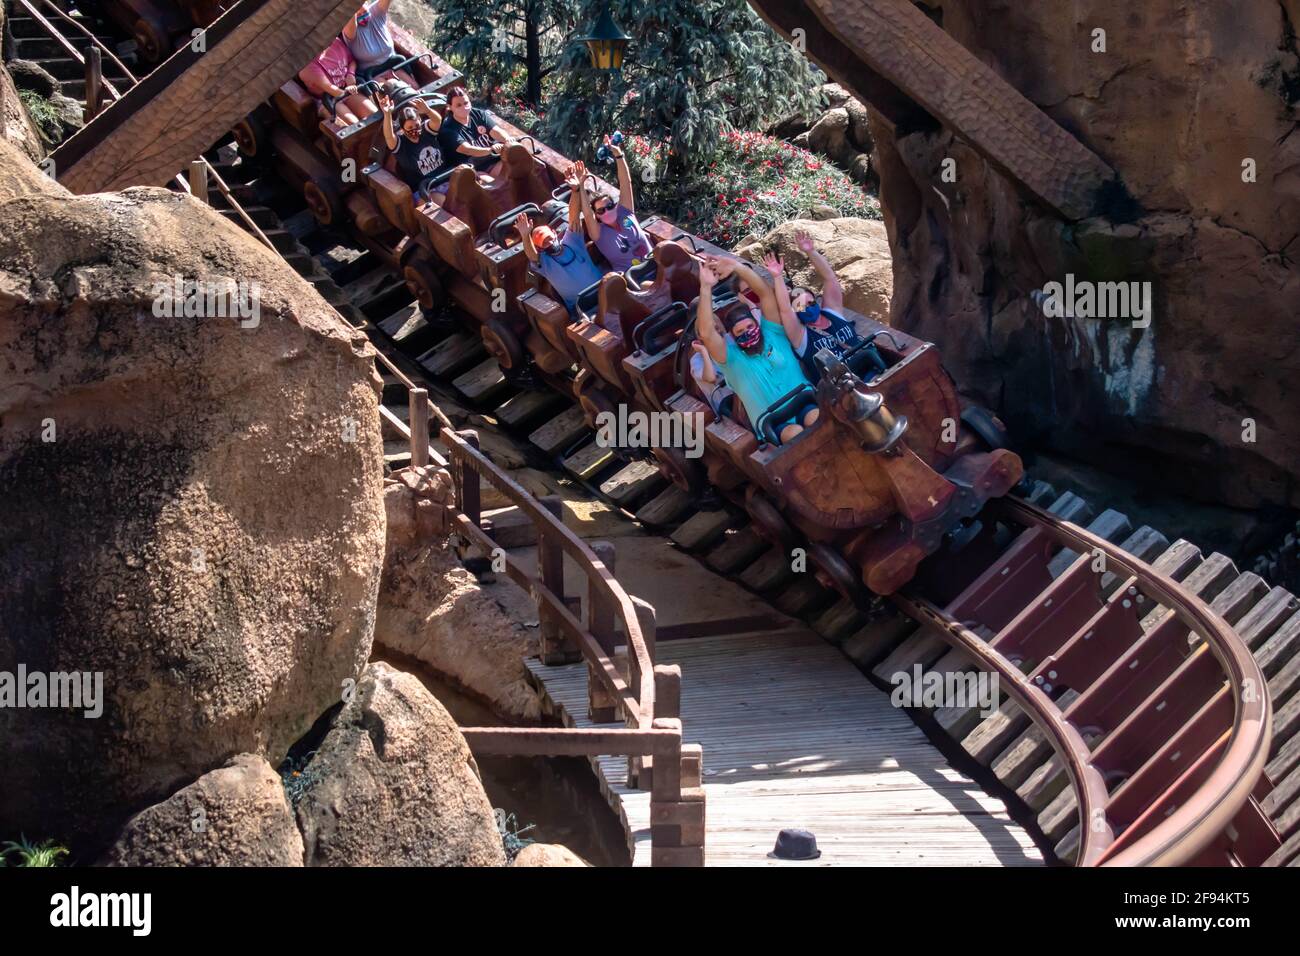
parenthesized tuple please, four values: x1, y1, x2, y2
(433, 0, 578, 106)
(542, 0, 822, 181)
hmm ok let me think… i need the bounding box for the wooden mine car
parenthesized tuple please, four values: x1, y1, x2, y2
(152, 0, 1024, 596)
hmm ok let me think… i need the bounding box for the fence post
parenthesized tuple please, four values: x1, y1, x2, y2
(587, 540, 618, 722)
(627, 596, 656, 789)
(537, 496, 579, 664)
(188, 160, 209, 204)
(84, 46, 102, 122)
(409, 388, 429, 469)
(456, 430, 480, 528)
(648, 665, 704, 866)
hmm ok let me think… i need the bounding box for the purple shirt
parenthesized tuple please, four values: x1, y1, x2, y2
(595, 204, 651, 272)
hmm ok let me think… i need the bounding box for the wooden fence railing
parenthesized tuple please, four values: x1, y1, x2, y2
(380, 393, 706, 866)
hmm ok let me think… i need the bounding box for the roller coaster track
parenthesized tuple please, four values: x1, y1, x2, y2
(11, 0, 1300, 867)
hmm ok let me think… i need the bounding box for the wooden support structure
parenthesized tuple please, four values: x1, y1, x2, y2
(187, 159, 208, 204)
(50, 0, 361, 194)
(748, 0, 1117, 220)
(537, 495, 579, 664)
(407, 388, 430, 470)
(83, 46, 103, 122)
(587, 540, 619, 722)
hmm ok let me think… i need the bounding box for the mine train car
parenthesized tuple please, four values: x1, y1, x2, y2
(133, 0, 1023, 596)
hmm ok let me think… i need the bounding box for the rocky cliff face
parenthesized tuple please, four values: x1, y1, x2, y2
(855, 1, 1300, 509)
(0, 140, 388, 845)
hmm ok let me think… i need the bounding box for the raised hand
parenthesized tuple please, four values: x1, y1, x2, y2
(795, 230, 815, 254)
(700, 261, 719, 289)
(604, 134, 624, 159)
(514, 211, 532, 237)
(708, 255, 736, 279)
(378, 93, 394, 114)
(564, 163, 581, 189)
(762, 251, 784, 276)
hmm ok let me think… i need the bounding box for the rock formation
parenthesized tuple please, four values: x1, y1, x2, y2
(293, 662, 506, 866)
(844, 1, 1300, 510)
(0, 172, 387, 846)
(512, 843, 590, 867)
(0, 9, 44, 160)
(774, 83, 877, 186)
(98, 755, 305, 866)
(374, 543, 542, 720)
(736, 216, 894, 320)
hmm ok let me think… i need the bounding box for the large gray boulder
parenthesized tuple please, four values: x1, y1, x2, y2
(0, 174, 386, 847)
(99, 755, 304, 866)
(294, 662, 506, 867)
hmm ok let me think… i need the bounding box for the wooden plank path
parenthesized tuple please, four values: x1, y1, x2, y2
(527, 628, 1045, 866)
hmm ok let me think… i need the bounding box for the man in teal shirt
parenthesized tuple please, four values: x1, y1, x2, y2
(696, 256, 818, 444)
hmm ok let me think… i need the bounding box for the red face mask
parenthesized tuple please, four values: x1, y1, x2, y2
(733, 322, 763, 353)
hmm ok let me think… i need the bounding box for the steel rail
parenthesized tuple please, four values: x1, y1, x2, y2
(1000, 497, 1272, 867)
(897, 496, 1273, 867)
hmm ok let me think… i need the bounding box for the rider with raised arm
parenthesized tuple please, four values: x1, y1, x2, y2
(343, 1, 417, 86)
(778, 229, 869, 382)
(577, 134, 651, 272)
(379, 93, 452, 206)
(513, 162, 604, 316)
(695, 256, 818, 444)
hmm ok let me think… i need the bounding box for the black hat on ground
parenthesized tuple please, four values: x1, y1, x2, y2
(768, 828, 821, 861)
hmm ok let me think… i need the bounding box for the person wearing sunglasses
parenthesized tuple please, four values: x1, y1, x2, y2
(577, 134, 651, 272)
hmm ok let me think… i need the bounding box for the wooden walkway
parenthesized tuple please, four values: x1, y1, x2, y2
(526, 627, 1045, 866)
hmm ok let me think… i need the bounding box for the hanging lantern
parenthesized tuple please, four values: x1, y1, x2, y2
(578, 4, 630, 71)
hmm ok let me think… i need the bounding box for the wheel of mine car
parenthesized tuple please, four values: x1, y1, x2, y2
(574, 369, 616, 427)
(232, 115, 265, 160)
(961, 404, 1011, 451)
(402, 260, 445, 314)
(808, 543, 863, 603)
(133, 18, 172, 64)
(482, 319, 525, 372)
(745, 488, 796, 549)
(305, 178, 344, 226)
(652, 445, 704, 494)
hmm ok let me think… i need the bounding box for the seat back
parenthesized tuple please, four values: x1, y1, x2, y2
(501, 143, 560, 209)
(651, 240, 701, 303)
(274, 79, 319, 136)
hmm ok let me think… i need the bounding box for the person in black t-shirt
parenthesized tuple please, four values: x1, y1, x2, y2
(380, 94, 454, 206)
(764, 235, 884, 384)
(438, 86, 514, 177)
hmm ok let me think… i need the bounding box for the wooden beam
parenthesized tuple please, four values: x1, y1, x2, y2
(749, 0, 1117, 219)
(51, 0, 359, 194)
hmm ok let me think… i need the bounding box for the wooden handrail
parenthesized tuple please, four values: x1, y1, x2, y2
(440, 428, 657, 726)
(375, 402, 656, 725)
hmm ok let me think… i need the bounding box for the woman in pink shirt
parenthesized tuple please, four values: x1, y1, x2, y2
(298, 36, 377, 127)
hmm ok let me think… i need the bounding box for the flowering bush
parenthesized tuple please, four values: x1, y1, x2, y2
(622, 129, 881, 248)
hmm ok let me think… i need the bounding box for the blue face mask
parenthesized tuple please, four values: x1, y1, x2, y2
(547, 243, 575, 265)
(799, 302, 822, 324)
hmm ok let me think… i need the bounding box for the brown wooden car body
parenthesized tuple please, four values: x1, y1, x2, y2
(154, 1, 1022, 596)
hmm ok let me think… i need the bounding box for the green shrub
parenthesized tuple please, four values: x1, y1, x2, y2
(17, 87, 63, 142)
(1, 836, 69, 867)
